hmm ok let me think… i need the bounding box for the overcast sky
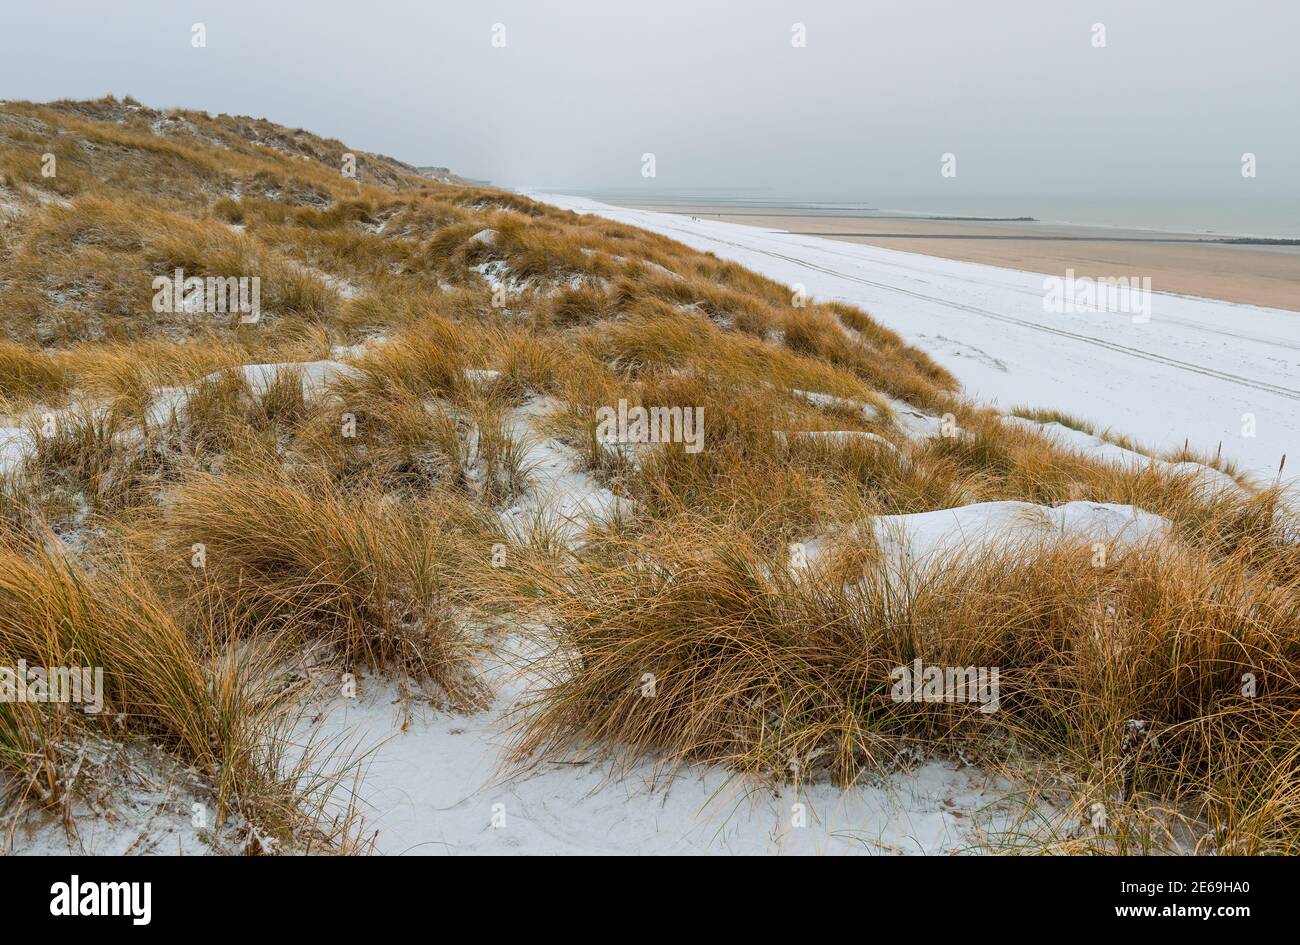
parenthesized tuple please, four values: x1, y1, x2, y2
(2, 0, 1296, 203)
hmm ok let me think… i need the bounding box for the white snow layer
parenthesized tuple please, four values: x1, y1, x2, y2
(801, 500, 1168, 578)
(880, 500, 1165, 570)
(308, 640, 1055, 856)
(1003, 416, 1243, 493)
(0, 425, 28, 475)
(498, 396, 629, 546)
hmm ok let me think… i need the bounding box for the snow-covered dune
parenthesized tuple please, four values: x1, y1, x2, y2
(530, 193, 1300, 486)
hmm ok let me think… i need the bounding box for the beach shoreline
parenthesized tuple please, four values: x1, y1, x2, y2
(605, 201, 1300, 312)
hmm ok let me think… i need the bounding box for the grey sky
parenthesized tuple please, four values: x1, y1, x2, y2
(2, 0, 1296, 202)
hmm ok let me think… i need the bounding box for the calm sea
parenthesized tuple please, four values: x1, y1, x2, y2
(556, 189, 1300, 241)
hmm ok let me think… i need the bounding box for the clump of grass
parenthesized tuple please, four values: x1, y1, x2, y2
(23, 403, 132, 509)
(506, 514, 1300, 853)
(0, 342, 69, 407)
(252, 365, 309, 433)
(547, 283, 615, 328)
(491, 331, 561, 401)
(149, 454, 490, 709)
(0, 471, 43, 540)
(540, 350, 628, 475)
(920, 425, 1018, 479)
(0, 531, 356, 849)
(620, 373, 875, 539)
(172, 367, 257, 457)
(291, 377, 473, 495)
(334, 312, 472, 403)
(466, 395, 533, 505)
(264, 264, 338, 321)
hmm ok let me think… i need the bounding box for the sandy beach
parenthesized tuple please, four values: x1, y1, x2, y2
(622, 204, 1300, 312)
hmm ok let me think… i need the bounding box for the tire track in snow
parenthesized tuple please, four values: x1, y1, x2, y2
(772, 233, 1300, 355)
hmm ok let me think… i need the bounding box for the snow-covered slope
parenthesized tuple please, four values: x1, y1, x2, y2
(530, 193, 1300, 486)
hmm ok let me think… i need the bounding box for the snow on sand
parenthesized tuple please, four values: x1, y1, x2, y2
(311, 642, 1051, 856)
